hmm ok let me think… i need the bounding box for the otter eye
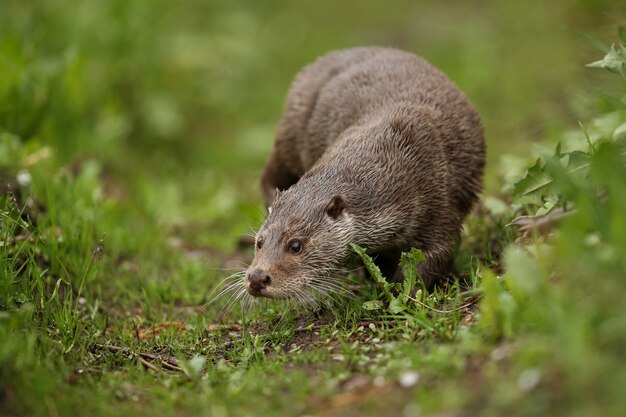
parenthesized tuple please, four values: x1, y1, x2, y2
(256, 238, 264, 250)
(287, 239, 303, 255)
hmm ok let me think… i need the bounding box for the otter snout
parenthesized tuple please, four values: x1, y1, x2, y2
(246, 268, 271, 296)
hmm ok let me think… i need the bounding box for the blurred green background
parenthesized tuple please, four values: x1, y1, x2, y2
(3, 0, 624, 193)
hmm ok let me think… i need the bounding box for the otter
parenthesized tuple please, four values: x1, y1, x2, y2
(245, 47, 484, 301)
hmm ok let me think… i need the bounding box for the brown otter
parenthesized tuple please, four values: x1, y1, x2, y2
(245, 47, 484, 301)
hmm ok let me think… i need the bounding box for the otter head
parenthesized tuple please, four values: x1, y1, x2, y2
(245, 186, 354, 302)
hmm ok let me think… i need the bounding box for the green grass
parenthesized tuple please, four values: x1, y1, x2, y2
(2, 1, 626, 416)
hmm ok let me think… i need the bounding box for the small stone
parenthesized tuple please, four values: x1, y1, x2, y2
(398, 370, 420, 387)
(16, 170, 32, 186)
(517, 368, 541, 391)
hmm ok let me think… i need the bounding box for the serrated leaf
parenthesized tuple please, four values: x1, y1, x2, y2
(512, 144, 592, 213)
(565, 150, 591, 168)
(362, 300, 384, 311)
(351, 243, 395, 299)
(350, 243, 385, 284)
(399, 247, 425, 296)
(534, 194, 559, 216)
(554, 141, 563, 158)
(389, 298, 406, 314)
(586, 43, 626, 77)
(511, 158, 551, 206)
(562, 151, 592, 186)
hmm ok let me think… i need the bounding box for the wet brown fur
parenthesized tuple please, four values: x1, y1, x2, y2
(247, 47, 485, 300)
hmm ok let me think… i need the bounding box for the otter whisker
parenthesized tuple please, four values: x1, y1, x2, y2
(309, 273, 351, 296)
(217, 284, 247, 317)
(309, 278, 349, 294)
(306, 270, 355, 307)
(290, 292, 305, 308)
(230, 288, 249, 308)
(242, 293, 255, 313)
(214, 277, 243, 295)
(252, 205, 266, 222)
(204, 265, 248, 272)
(307, 286, 342, 307)
(219, 261, 252, 270)
(219, 288, 248, 317)
(294, 288, 318, 308)
(204, 273, 246, 308)
(208, 270, 246, 289)
(216, 286, 242, 314)
(270, 301, 294, 328)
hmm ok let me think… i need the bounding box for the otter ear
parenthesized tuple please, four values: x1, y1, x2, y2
(325, 195, 347, 220)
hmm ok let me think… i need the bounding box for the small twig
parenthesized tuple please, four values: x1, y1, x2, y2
(94, 343, 182, 372)
(139, 356, 159, 372)
(160, 360, 183, 372)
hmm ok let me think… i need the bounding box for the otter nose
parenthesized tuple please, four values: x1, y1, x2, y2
(247, 268, 271, 292)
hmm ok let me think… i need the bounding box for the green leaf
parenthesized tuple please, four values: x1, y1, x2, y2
(389, 298, 406, 314)
(578, 121, 595, 155)
(352, 244, 427, 313)
(350, 243, 385, 283)
(512, 143, 592, 214)
(554, 141, 562, 158)
(399, 247, 425, 296)
(586, 43, 626, 78)
(351, 243, 393, 299)
(479, 269, 517, 340)
(534, 194, 559, 216)
(511, 158, 551, 206)
(181, 355, 206, 378)
(362, 300, 384, 311)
